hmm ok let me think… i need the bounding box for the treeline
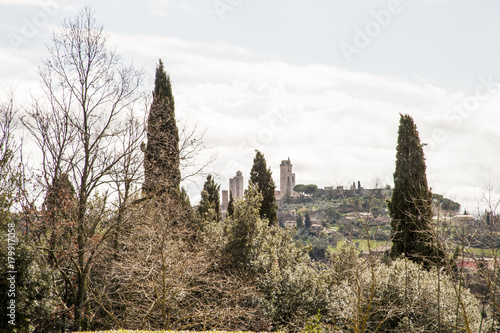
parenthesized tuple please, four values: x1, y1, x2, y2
(0, 7, 499, 333)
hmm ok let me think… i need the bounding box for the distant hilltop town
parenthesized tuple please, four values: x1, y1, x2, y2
(221, 157, 296, 209)
(220, 157, 390, 210)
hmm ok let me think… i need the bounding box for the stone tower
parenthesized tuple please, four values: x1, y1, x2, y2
(221, 190, 229, 209)
(280, 158, 295, 197)
(229, 170, 244, 199)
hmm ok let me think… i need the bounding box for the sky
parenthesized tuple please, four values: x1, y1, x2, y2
(1, 0, 500, 213)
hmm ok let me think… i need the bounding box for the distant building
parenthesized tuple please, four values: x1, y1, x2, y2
(453, 214, 474, 224)
(229, 170, 244, 199)
(221, 190, 229, 209)
(280, 158, 295, 198)
(457, 258, 477, 270)
(457, 257, 500, 271)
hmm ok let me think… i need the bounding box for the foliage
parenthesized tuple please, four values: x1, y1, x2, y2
(387, 114, 446, 268)
(294, 184, 306, 194)
(227, 190, 234, 217)
(22, 7, 144, 330)
(305, 185, 318, 195)
(294, 184, 318, 196)
(323, 207, 341, 223)
(250, 150, 278, 226)
(90, 192, 267, 332)
(371, 206, 381, 218)
(305, 213, 312, 229)
(143, 59, 180, 196)
(433, 193, 461, 213)
(197, 174, 220, 222)
(220, 182, 333, 330)
(0, 97, 19, 210)
(328, 243, 484, 332)
(303, 312, 324, 333)
(221, 195, 484, 333)
(0, 219, 61, 332)
(0, 98, 62, 332)
(2, 8, 494, 332)
(296, 214, 304, 228)
(180, 187, 194, 221)
(222, 182, 266, 270)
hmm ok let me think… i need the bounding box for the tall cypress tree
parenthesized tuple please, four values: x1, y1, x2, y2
(180, 187, 194, 221)
(227, 190, 234, 217)
(250, 150, 277, 226)
(143, 59, 180, 196)
(197, 174, 221, 221)
(387, 114, 445, 268)
(304, 213, 312, 229)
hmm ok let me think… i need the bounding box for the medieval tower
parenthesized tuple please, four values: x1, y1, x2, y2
(229, 170, 244, 199)
(280, 158, 295, 197)
(221, 190, 229, 209)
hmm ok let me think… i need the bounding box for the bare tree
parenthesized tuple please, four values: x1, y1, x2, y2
(476, 180, 500, 331)
(0, 95, 19, 202)
(178, 119, 216, 183)
(22, 7, 144, 331)
(109, 110, 146, 216)
(89, 196, 265, 331)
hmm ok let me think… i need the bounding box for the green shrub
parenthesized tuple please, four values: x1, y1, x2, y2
(328, 243, 485, 332)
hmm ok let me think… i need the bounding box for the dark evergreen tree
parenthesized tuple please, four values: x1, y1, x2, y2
(296, 214, 304, 228)
(197, 175, 221, 221)
(0, 104, 61, 331)
(250, 150, 277, 225)
(387, 114, 446, 268)
(42, 173, 76, 265)
(180, 187, 194, 221)
(0, 217, 59, 331)
(143, 59, 180, 196)
(197, 190, 212, 221)
(227, 190, 234, 217)
(304, 213, 312, 229)
(44, 173, 76, 219)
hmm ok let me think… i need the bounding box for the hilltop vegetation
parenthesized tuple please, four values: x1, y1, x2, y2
(278, 184, 498, 258)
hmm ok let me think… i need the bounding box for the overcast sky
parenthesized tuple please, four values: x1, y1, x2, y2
(2, 0, 500, 212)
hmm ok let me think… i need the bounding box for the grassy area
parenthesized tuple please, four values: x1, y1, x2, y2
(467, 247, 499, 258)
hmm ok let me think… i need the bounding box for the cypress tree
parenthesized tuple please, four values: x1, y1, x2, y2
(387, 114, 445, 268)
(44, 173, 76, 216)
(43, 173, 76, 264)
(197, 174, 221, 221)
(250, 150, 277, 225)
(180, 187, 194, 221)
(296, 214, 304, 228)
(227, 190, 234, 217)
(143, 59, 180, 196)
(304, 213, 312, 229)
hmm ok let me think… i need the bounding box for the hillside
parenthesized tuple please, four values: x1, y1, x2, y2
(277, 187, 499, 260)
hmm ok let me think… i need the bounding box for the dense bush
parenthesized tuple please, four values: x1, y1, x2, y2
(213, 182, 334, 330)
(89, 194, 268, 332)
(328, 244, 485, 332)
(207, 183, 487, 332)
(0, 218, 62, 332)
